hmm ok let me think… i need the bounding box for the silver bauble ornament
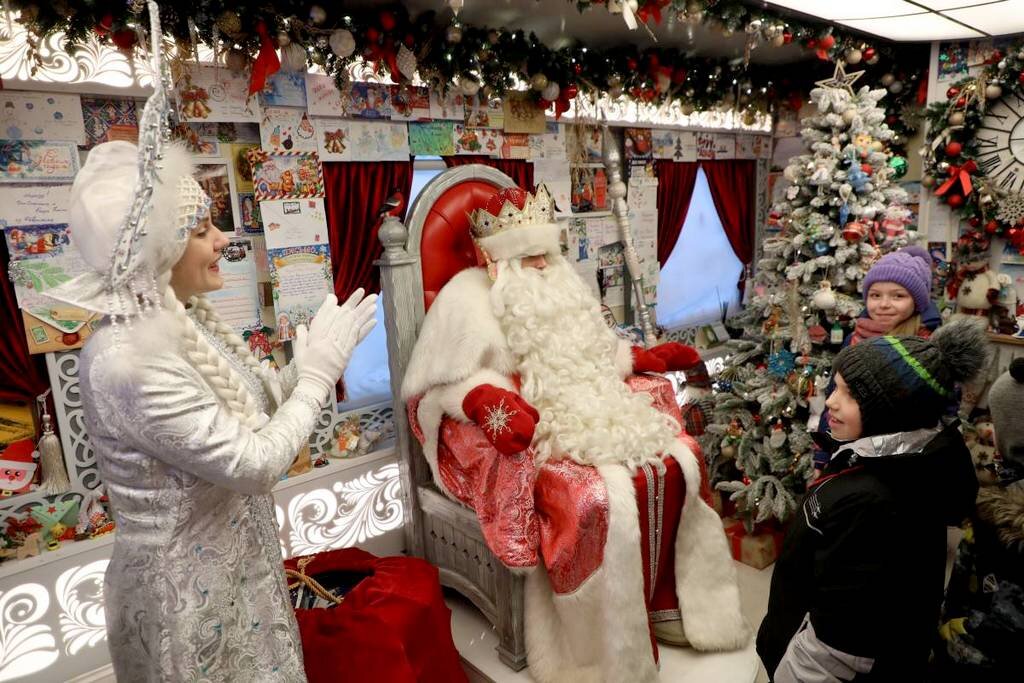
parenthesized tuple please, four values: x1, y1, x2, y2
(998, 60, 1007, 70)
(880, 73, 895, 86)
(888, 80, 904, 94)
(937, 161, 951, 174)
(530, 73, 549, 92)
(542, 81, 561, 101)
(308, 5, 327, 25)
(329, 29, 355, 58)
(279, 42, 307, 72)
(866, 54, 879, 65)
(681, 103, 695, 115)
(844, 48, 862, 64)
(226, 48, 248, 74)
(842, 109, 857, 125)
(921, 174, 935, 188)
(948, 111, 965, 126)
(459, 75, 481, 97)
(986, 84, 1003, 99)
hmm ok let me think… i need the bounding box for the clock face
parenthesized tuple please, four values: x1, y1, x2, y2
(976, 91, 1024, 195)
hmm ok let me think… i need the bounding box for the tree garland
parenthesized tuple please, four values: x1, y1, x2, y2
(9, 1, 926, 124)
(922, 40, 1024, 254)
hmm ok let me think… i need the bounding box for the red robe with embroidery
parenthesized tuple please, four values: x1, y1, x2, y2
(402, 268, 747, 682)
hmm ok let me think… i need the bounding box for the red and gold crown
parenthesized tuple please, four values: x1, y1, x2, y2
(469, 184, 560, 261)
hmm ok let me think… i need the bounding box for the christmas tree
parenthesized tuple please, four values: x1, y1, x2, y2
(703, 67, 912, 530)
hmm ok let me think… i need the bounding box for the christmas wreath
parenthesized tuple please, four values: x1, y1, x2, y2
(922, 41, 1024, 254)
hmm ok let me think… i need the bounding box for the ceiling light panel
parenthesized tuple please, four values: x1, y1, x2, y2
(837, 12, 986, 39)
(941, 2, 1024, 35)
(764, 1, 921, 20)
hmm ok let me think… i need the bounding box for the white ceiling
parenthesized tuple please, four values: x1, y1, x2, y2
(764, 0, 1024, 40)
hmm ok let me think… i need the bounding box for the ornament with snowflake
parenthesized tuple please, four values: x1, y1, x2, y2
(483, 399, 514, 438)
(996, 194, 1024, 227)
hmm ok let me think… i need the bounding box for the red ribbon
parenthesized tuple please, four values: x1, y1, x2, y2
(637, 0, 668, 25)
(935, 159, 977, 198)
(248, 20, 280, 96)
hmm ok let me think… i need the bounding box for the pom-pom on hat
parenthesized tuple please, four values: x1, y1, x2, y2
(862, 248, 932, 314)
(469, 185, 561, 261)
(832, 319, 987, 436)
(988, 358, 1024, 479)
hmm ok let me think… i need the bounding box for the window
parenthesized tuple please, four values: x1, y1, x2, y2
(337, 159, 444, 410)
(656, 167, 743, 330)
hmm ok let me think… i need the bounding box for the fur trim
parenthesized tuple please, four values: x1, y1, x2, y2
(524, 464, 658, 683)
(669, 439, 751, 651)
(977, 481, 1024, 551)
(614, 339, 634, 379)
(477, 223, 562, 262)
(81, 309, 187, 387)
(414, 368, 516, 487)
(402, 268, 516, 400)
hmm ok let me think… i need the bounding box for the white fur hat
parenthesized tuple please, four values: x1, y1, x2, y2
(45, 141, 210, 315)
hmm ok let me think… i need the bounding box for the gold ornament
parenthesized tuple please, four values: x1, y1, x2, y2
(815, 62, 864, 95)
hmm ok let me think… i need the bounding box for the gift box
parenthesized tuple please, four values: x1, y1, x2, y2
(722, 517, 784, 570)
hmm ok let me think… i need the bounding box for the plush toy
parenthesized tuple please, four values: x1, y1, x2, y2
(0, 439, 38, 496)
(948, 233, 1000, 326)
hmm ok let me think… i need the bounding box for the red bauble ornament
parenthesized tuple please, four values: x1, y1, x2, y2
(648, 54, 660, 68)
(946, 86, 961, 99)
(94, 13, 113, 37)
(861, 163, 873, 175)
(945, 141, 963, 157)
(783, 32, 793, 44)
(886, 115, 898, 125)
(563, 84, 579, 99)
(366, 27, 380, 42)
(969, 216, 981, 227)
(61, 332, 80, 346)
(985, 220, 1000, 234)
(987, 50, 1003, 64)
(947, 194, 964, 208)
(626, 57, 638, 71)
(1018, 72, 1024, 85)
(403, 34, 415, 48)
(574, 63, 582, 75)
(111, 28, 137, 50)
(537, 97, 551, 110)
(863, 47, 876, 60)
(819, 34, 835, 50)
(379, 11, 397, 32)
(807, 38, 818, 49)
(956, 96, 967, 107)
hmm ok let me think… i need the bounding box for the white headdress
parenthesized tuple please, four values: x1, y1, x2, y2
(44, 1, 210, 322)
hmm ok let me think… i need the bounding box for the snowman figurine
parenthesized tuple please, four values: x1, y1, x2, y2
(811, 280, 837, 311)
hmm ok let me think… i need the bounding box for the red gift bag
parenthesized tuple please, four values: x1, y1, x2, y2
(284, 547, 467, 683)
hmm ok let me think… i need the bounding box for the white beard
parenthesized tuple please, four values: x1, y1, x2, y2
(491, 255, 677, 471)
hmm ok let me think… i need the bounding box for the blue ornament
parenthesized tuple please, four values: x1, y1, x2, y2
(814, 240, 830, 255)
(839, 203, 850, 226)
(767, 349, 797, 378)
(716, 380, 733, 393)
(847, 164, 869, 193)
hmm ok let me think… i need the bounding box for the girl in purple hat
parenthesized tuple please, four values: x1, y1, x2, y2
(848, 247, 941, 346)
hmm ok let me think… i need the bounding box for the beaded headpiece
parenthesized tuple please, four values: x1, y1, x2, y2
(468, 185, 561, 261)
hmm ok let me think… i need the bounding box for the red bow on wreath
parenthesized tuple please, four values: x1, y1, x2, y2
(637, 0, 670, 25)
(935, 159, 977, 198)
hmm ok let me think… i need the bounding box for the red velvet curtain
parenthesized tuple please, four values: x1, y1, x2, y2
(443, 156, 535, 191)
(701, 160, 757, 265)
(0, 239, 49, 405)
(654, 160, 700, 267)
(322, 160, 414, 297)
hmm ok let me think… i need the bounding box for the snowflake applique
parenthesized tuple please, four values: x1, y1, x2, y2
(996, 194, 1024, 226)
(483, 399, 515, 437)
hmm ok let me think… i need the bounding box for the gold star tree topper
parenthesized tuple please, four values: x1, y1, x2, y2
(815, 62, 865, 95)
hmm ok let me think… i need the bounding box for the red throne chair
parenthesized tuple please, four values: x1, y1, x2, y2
(376, 165, 529, 669)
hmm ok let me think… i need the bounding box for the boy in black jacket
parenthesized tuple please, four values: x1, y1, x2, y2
(757, 320, 986, 682)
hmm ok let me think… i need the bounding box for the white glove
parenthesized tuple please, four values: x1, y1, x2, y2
(293, 289, 378, 399)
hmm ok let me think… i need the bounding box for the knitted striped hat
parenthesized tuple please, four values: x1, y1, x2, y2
(832, 320, 987, 436)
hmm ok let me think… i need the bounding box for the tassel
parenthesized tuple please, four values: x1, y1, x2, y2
(37, 400, 70, 495)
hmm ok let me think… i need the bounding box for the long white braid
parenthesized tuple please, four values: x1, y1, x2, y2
(161, 287, 264, 430)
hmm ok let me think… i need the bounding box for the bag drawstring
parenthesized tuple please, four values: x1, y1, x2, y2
(286, 556, 344, 606)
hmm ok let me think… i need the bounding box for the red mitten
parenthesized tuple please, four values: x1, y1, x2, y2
(649, 342, 702, 372)
(631, 346, 668, 374)
(462, 384, 540, 455)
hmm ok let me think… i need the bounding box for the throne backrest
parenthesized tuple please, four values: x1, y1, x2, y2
(407, 165, 517, 311)
(377, 165, 517, 492)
